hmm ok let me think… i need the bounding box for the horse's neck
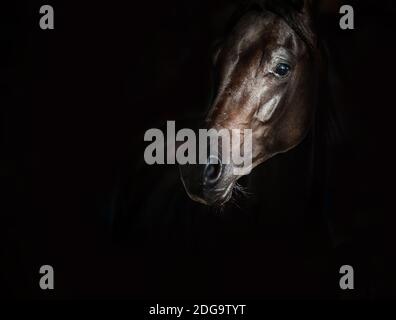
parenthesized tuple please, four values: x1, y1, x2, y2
(304, 63, 344, 247)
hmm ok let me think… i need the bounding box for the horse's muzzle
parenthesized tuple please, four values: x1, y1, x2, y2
(203, 155, 222, 186)
(179, 156, 233, 206)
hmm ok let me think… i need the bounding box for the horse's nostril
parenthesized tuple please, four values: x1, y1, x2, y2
(204, 156, 222, 185)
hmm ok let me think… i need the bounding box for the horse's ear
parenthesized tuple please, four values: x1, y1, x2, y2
(294, 0, 319, 47)
(247, 0, 320, 47)
(281, 0, 315, 12)
(299, 0, 318, 21)
(264, 0, 318, 25)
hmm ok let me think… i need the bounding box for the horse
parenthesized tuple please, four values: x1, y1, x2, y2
(109, 0, 346, 298)
(180, 0, 334, 208)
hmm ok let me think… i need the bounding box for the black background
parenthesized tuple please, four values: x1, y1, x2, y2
(2, 0, 396, 299)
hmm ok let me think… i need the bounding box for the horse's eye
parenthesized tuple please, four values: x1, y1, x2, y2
(274, 63, 291, 77)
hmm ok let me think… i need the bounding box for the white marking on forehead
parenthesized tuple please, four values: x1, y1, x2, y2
(254, 93, 281, 122)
